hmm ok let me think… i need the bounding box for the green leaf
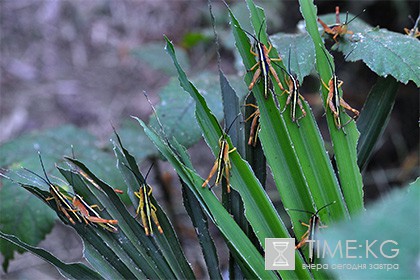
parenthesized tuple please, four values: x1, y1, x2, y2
(181, 183, 222, 280)
(0, 177, 55, 272)
(219, 69, 248, 278)
(181, 32, 211, 49)
(321, 180, 420, 279)
(164, 34, 313, 278)
(130, 42, 190, 75)
(270, 32, 315, 82)
(357, 76, 399, 170)
(317, 12, 420, 87)
(341, 29, 420, 87)
(237, 0, 349, 226)
(0, 231, 103, 280)
(300, 0, 364, 215)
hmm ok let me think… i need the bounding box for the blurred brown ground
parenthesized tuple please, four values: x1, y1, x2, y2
(0, 0, 418, 279)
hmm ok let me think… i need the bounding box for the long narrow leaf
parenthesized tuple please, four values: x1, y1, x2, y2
(182, 182, 222, 280)
(164, 37, 311, 279)
(299, 0, 364, 215)
(0, 231, 103, 280)
(242, 0, 349, 225)
(357, 76, 399, 170)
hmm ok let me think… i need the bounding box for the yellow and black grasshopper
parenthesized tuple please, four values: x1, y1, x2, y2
(239, 22, 285, 99)
(320, 47, 359, 133)
(123, 163, 163, 236)
(278, 49, 307, 126)
(288, 201, 336, 264)
(202, 116, 240, 193)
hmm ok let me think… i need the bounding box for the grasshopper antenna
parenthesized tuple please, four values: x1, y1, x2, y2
(143, 91, 169, 142)
(256, 19, 266, 42)
(122, 162, 153, 185)
(346, 9, 366, 25)
(287, 201, 336, 216)
(144, 163, 154, 182)
(314, 201, 336, 215)
(23, 151, 53, 186)
(234, 24, 258, 42)
(320, 45, 335, 74)
(225, 113, 242, 135)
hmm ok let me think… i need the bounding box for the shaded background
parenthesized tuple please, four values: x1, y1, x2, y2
(1, 0, 418, 279)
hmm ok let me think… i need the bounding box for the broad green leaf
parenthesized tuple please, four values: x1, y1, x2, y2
(149, 75, 248, 149)
(321, 180, 420, 279)
(340, 28, 420, 87)
(0, 231, 103, 280)
(357, 76, 399, 170)
(271, 32, 315, 82)
(136, 117, 279, 279)
(130, 42, 190, 75)
(0, 178, 55, 272)
(317, 12, 420, 86)
(181, 32, 211, 49)
(0, 125, 124, 271)
(300, 0, 364, 215)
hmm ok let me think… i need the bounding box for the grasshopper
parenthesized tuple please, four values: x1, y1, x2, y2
(320, 47, 359, 132)
(318, 6, 365, 43)
(278, 49, 306, 126)
(288, 201, 336, 264)
(123, 163, 163, 236)
(239, 22, 285, 98)
(202, 116, 240, 193)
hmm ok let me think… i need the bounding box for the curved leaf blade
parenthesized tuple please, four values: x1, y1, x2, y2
(0, 231, 103, 280)
(357, 76, 399, 170)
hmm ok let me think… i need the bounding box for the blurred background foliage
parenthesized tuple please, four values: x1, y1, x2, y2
(0, 0, 418, 278)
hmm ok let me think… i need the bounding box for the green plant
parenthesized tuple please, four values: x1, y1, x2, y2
(1, 0, 418, 279)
